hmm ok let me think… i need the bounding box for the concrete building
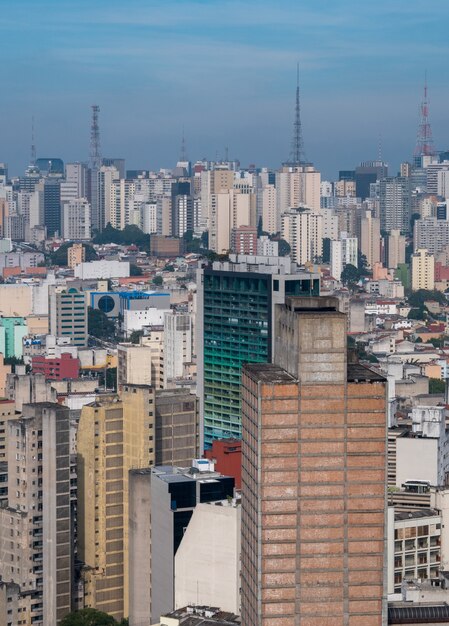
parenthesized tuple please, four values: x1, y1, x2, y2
(209, 188, 256, 254)
(128, 462, 234, 625)
(31, 352, 80, 380)
(360, 210, 381, 268)
(174, 501, 241, 614)
(117, 343, 153, 387)
(0, 284, 33, 317)
(276, 165, 321, 214)
(67, 243, 85, 269)
(240, 296, 387, 626)
(261, 183, 278, 234)
(0, 316, 28, 358)
(256, 236, 278, 257)
(49, 286, 88, 347)
(281, 208, 323, 265)
(411, 248, 435, 291)
(62, 199, 91, 240)
(78, 385, 155, 620)
(74, 260, 130, 280)
(154, 389, 199, 467)
(379, 176, 411, 233)
(197, 255, 320, 446)
(163, 312, 192, 386)
(0, 354, 11, 397)
(0, 403, 72, 626)
(387, 229, 406, 269)
(330, 232, 358, 281)
(414, 217, 449, 256)
(230, 225, 257, 255)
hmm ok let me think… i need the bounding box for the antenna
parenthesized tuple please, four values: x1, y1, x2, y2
(289, 63, 306, 165)
(180, 126, 187, 162)
(90, 105, 102, 169)
(225, 146, 229, 162)
(414, 71, 435, 164)
(31, 116, 36, 165)
(378, 132, 383, 163)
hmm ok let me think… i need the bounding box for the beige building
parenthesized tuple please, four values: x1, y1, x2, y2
(360, 210, 381, 268)
(0, 284, 33, 317)
(387, 229, 406, 269)
(281, 208, 323, 265)
(200, 168, 235, 228)
(68, 243, 85, 269)
(276, 165, 321, 214)
(78, 385, 155, 620)
(412, 248, 435, 291)
(117, 343, 153, 388)
(49, 286, 88, 347)
(240, 296, 387, 626)
(0, 354, 11, 397)
(262, 183, 278, 234)
(209, 189, 256, 254)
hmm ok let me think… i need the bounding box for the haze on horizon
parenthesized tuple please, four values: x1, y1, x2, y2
(2, 0, 449, 179)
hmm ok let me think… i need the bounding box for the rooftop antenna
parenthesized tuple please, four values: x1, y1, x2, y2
(414, 71, 435, 164)
(31, 116, 36, 165)
(90, 105, 102, 170)
(378, 132, 383, 163)
(224, 146, 229, 162)
(180, 125, 187, 162)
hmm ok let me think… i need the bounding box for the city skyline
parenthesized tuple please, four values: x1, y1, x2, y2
(2, 0, 449, 177)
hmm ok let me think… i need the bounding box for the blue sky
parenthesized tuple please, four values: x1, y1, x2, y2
(2, 0, 449, 178)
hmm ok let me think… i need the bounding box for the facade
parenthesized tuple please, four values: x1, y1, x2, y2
(49, 286, 88, 347)
(360, 210, 381, 268)
(330, 232, 358, 281)
(163, 311, 192, 386)
(414, 217, 449, 255)
(74, 260, 130, 280)
(230, 225, 257, 255)
(67, 243, 85, 269)
(150, 235, 185, 258)
(0, 403, 72, 626)
(276, 165, 321, 214)
(197, 256, 320, 446)
(154, 389, 199, 466)
(128, 462, 234, 625)
(117, 343, 153, 388)
(411, 248, 435, 291)
(240, 296, 387, 626)
(62, 199, 91, 240)
(78, 385, 155, 620)
(209, 189, 256, 254)
(281, 208, 323, 265)
(387, 229, 406, 269)
(203, 438, 242, 489)
(31, 353, 80, 380)
(379, 176, 411, 233)
(42, 177, 61, 237)
(0, 316, 28, 358)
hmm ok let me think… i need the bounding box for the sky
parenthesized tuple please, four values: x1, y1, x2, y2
(2, 0, 449, 178)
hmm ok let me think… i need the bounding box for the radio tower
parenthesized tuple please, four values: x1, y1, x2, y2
(30, 116, 36, 165)
(289, 63, 306, 166)
(414, 73, 435, 167)
(90, 105, 102, 231)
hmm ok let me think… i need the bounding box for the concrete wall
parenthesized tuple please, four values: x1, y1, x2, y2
(396, 437, 438, 487)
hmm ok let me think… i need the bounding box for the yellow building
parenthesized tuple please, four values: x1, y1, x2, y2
(411, 248, 435, 291)
(68, 242, 85, 269)
(78, 385, 155, 620)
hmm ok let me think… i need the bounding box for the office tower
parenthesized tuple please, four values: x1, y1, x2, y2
(276, 165, 321, 214)
(386, 229, 406, 269)
(321, 207, 339, 240)
(43, 177, 61, 237)
(240, 296, 387, 626)
(379, 176, 411, 233)
(155, 389, 199, 466)
(281, 208, 323, 265)
(78, 385, 155, 620)
(67, 243, 85, 269)
(360, 210, 381, 268)
(163, 311, 192, 386)
(49, 286, 88, 347)
(411, 248, 435, 291)
(230, 225, 257, 255)
(0, 403, 72, 626)
(355, 160, 388, 200)
(414, 217, 449, 255)
(128, 461, 234, 624)
(65, 162, 88, 198)
(62, 199, 91, 240)
(209, 188, 256, 254)
(197, 255, 320, 447)
(171, 180, 193, 237)
(330, 233, 358, 281)
(200, 167, 235, 229)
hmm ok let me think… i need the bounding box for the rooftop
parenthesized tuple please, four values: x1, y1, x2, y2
(395, 508, 439, 521)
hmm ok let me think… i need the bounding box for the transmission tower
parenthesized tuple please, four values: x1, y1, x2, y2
(289, 63, 306, 166)
(180, 126, 187, 162)
(30, 116, 36, 165)
(414, 73, 435, 164)
(90, 104, 102, 169)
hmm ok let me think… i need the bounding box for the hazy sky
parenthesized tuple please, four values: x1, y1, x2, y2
(2, 0, 449, 178)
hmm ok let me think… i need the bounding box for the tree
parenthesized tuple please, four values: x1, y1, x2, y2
(152, 275, 163, 286)
(276, 239, 291, 257)
(129, 330, 143, 344)
(429, 378, 445, 394)
(60, 608, 119, 626)
(98, 367, 117, 391)
(88, 307, 116, 340)
(50, 242, 97, 266)
(340, 264, 361, 288)
(129, 264, 143, 277)
(93, 224, 150, 250)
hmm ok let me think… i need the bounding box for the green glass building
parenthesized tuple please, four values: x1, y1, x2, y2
(198, 260, 320, 448)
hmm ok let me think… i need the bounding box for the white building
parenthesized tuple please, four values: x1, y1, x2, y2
(62, 198, 91, 240)
(124, 307, 169, 336)
(74, 260, 130, 279)
(164, 311, 192, 385)
(256, 236, 278, 257)
(281, 208, 323, 265)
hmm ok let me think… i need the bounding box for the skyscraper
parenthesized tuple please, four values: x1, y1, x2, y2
(355, 160, 388, 200)
(49, 286, 88, 347)
(240, 296, 387, 625)
(379, 176, 411, 233)
(197, 255, 320, 447)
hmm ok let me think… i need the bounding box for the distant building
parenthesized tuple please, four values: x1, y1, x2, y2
(67, 242, 85, 269)
(62, 199, 91, 240)
(379, 176, 411, 233)
(281, 208, 323, 265)
(411, 248, 435, 291)
(49, 286, 88, 347)
(74, 259, 130, 280)
(230, 225, 257, 255)
(151, 235, 185, 258)
(355, 160, 388, 199)
(387, 229, 406, 269)
(360, 210, 381, 268)
(0, 316, 28, 358)
(414, 217, 449, 256)
(163, 311, 192, 386)
(31, 352, 80, 380)
(155, 389, 199, 466)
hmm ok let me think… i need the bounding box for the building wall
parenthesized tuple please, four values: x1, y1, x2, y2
(396, 438, 439, 487)
(155, 390, 199, 466)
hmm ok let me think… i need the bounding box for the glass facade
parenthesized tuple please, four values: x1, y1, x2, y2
(202, 270, 319, 446)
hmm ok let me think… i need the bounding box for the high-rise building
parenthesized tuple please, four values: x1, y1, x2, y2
(209, 188, 256, 254)
(197, 255, 320, 447)
(379, 176, 411, 233)
(155, 389, 199, 466)
(355, 160, 388, 200)
(171, 180, 193, 237)
(360, 210, 381, 268)
(163, 311, 192, 386)
(49, 286, 88, 347)
(230, 225, 257, 255)
(276, 165, 321, 214)
(281, 208, 323, 265)
(62, 199, 91, 240)
(414, 217, 449, 256)
(42, 177, 61, 237)
(97, 166, 120, 230)
(240, 296, 387, 625)
(78, 385, 155, 620)
(261, 183, 278, 234)
(330, 232, 358, 281)
(386, 229, 406, 269)
(0, 403, 72, 626)
(411, 248, 435, 291)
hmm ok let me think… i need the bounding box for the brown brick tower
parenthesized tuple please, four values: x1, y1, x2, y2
(241, 296, 387, 626)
